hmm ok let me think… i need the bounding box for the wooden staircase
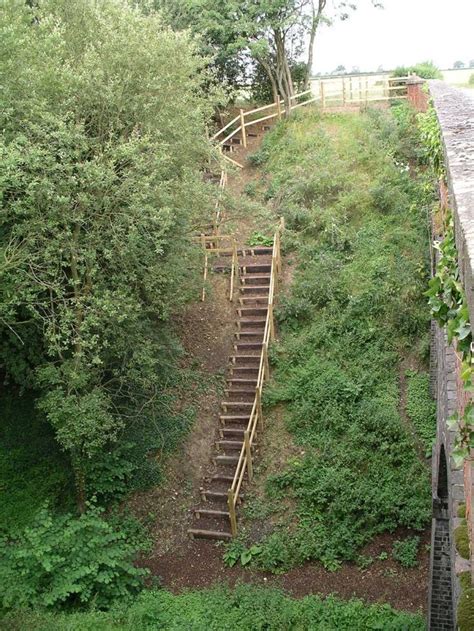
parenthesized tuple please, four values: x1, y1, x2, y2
(188, 248, 273, 541)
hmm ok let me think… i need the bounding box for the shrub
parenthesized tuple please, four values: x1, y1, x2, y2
(468, 73, 474, 86)
(405, 371, 436, 456)
(0, 506, 148, 610)
(392, 536, 420, 568)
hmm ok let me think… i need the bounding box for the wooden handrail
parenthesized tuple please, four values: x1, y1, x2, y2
(211, 113, 240, 141)
(227, 218, 283, 536)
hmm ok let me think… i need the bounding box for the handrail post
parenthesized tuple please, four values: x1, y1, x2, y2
(202, 254, 208, 302)
(256, 388, 264, 433)
(263, 343, 270, 378)
(227, 489, 238, 536)
(244, 430, 253, 482)
(276, 96, 282, 120)
(239, 109, 247, 148)
(229, 249, 234, 301)
(269, 302, 275, 341)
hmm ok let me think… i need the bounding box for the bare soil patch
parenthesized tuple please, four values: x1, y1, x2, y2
(144, 527, 429, 613)
(126, 274, 236, 556)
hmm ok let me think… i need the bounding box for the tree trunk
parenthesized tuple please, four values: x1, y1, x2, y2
(274, 29, 293, 116)
(258, 57, 279, 104)
(303, 0, 326, 90)
(73, 455, 86, 514)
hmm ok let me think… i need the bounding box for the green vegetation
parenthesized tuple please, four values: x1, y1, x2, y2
(392, 536, 420, 568)
(405, 371, 436, 456)
(0, 507, 148, 610)
(227, 105, 434, 571)
(0, 390, 73, 531)
(1, 585, 425, 630)
(392, 61, 442, 80)
(458, 572, 474, 631)
(0, 0, 213, 509)
(455, 523, 471, 560)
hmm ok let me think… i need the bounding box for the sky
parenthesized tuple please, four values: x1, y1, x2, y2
(313, 0, 474, 74)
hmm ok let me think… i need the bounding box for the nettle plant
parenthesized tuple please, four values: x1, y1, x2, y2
(426, 215, 474, 464)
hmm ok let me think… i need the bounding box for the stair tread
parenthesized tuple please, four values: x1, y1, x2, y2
(188, 528, 232, 540)
(195, 508, 230, 517)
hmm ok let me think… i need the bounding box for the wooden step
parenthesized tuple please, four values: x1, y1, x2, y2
(211, 473, 236, 482)
(220, 414, 250, 424)
(240, 263, 271, 274)
(237, 318, 266, 328)
(219, 246, 273, 257)
(201, 490, 230, 501)
(214, 454, 239, 465)
(239, 296, 269, 305)
(230, 366, 259, 376)
(224, 388, 256, 397)
(240, 285, 270, 294)
(222, 400, 254, 410)
(188, 528, 232, 541)
(216, 439, 244, 450)
(241, 275, 270, 285)
(194, 508, 230, 519)
(237, 307, 268, 317)
(219, 427, 246, 438)
(226, 378, 258, 385)
(234, 341, 263, 350)
(234, 331, 264, 340)
(230, 354, 260, 363)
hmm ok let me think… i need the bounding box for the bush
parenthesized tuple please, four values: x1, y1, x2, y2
(468, 73, 474, 86)
(392, 61, 442, 80)
(392, 536, 420, 568)
(405, 371, 436, 456)
(0, 506, 148, 610)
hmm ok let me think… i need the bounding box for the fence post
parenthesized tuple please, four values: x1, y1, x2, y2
(342, 78, 346, 105)
(365, 78, 369, 104)
(276, 96, 282, 120)
(202, 254, 208, 302)
(320, 82, 325, 109)
(244, 430, 253, 481)
(358, 78, 362, 103)
(227, 489, 238, 536)
(239, 109, 247, 148)
(349, 77, 353, 102)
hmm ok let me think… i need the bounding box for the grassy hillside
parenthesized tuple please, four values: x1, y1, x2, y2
(231, 105, 435, 571)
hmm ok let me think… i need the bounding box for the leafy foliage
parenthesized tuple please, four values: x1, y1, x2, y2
(0, 506, 148, 611)
(405, 370, 436, 457)
(1, 584, 426, 630)
(392, 61, 442, 80)
(0, 0, 216, 501)
(392, 536, 420, 568)
(0, 390, 74, 532)
(235, 106, 433, 571)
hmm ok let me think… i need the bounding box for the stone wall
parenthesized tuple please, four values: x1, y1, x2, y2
(429, 82, 474, 629)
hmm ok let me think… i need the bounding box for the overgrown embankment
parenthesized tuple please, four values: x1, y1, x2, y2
(230, 106, 436, 574)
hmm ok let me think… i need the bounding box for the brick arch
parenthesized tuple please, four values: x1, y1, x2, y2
(429, 442, 454, 630)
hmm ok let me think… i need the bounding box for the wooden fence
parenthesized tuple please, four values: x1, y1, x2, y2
(197, 234, 239, 301)
(226, 218, 283, 536)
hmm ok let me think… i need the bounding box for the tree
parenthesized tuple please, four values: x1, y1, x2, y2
(454, 60, 465, 69)
(470, 59, 474, 68)
(151, 1, 382, 108)
(0, 0, 216, 509)
(332, 64, 347, 74)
